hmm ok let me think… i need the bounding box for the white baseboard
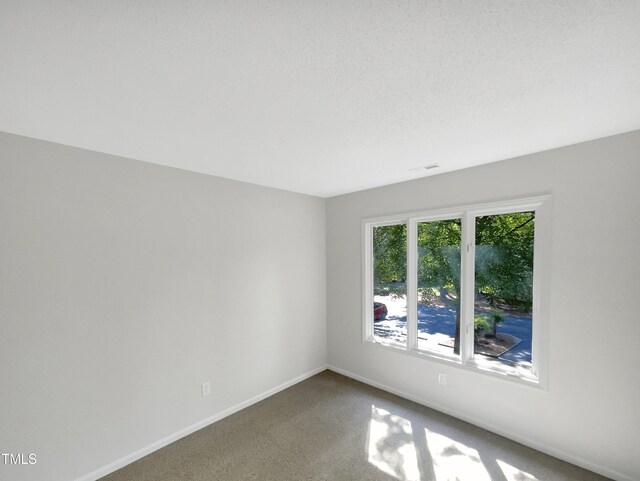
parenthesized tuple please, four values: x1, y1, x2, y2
(327, 364, 631, 481)
(75, 365, 328, 481)
(76, 363, 632, 481)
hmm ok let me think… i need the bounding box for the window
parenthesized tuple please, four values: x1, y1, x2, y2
(363, 195, 550, 386)
(372, 223, 407, 345)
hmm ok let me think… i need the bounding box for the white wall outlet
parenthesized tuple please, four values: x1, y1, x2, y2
(201, 381, 211, 397)
(438, 373, 447, 386)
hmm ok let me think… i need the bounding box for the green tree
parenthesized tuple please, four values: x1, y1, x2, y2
(373, 224, 406, 290)
(417, 219, 461, 300)
(417, 219, 462, 352)
(475, 212, 535, 311)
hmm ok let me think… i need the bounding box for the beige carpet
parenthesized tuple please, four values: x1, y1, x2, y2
(101, 370, 610, 480)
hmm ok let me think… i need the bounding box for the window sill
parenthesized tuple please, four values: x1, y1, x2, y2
(364, 337, 545, 390)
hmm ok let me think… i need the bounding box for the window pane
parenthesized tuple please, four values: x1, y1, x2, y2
(417, 219, 461, 355)
(372, 224, 407, 345)
(474, 212, 534, 367)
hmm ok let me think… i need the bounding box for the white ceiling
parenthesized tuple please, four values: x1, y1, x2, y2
(2, 1, 640, 197)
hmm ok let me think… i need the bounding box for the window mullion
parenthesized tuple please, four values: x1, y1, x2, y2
(363, 222, 373, 342)
(406, 219, 418, 351)
(460, 212, 475, 364)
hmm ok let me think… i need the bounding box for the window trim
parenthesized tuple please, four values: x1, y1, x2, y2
(362, 194, 551, 389)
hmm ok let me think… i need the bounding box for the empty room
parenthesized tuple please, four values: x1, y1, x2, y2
(1, 1, 639, 481)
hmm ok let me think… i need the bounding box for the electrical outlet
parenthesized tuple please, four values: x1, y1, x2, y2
(201, 381, 211, 397)
(438, 373, 447, 386)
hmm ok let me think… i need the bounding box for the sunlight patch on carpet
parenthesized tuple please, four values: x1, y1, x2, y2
(425, 429, 491, 481)
(497, 459, 539, 481)
(367, 405, 420, 481)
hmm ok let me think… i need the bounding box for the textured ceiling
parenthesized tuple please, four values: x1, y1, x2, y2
(2, 1, 640, 197)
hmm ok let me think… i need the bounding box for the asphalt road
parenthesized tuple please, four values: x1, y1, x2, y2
(374, 298, 532, 363)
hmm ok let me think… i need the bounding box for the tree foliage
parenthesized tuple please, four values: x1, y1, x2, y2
(372, 212, 535, 310)
(475, 212, 535, 310)
(373, 224, 406, 288)
(417, 219, 461, 300)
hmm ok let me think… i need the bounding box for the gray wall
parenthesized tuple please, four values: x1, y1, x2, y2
(3, 129, 639, 481)
(0, 132, 327, 481)
(326, 131, 640, 481)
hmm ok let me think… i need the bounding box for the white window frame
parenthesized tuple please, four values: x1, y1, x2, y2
(362, 194, 551, 388)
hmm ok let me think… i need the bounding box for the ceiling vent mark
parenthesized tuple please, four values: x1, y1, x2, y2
(409, 163, 440, 173)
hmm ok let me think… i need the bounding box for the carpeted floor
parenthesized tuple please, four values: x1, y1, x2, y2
(101, 370, 610, 480)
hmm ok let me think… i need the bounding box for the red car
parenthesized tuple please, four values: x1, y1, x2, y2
(374, 302, 387, 321)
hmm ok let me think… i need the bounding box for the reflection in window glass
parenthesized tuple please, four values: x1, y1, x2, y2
(474, 212, 534, 367)
(416, 219, 461, 355)
(372, 224, 407, 345)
